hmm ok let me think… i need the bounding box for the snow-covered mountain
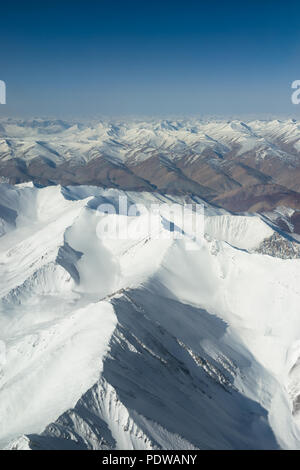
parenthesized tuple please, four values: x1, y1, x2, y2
(1, 118, 300, 222)
(1, 118, 300, 166)
(0, 182, 300, 450)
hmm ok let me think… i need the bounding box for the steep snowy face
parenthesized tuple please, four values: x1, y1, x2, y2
(204, 214, 274, 250)
(0, 183, 300, 450)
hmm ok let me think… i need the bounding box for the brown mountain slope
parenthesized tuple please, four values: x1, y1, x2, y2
(212, 184, 300, 212)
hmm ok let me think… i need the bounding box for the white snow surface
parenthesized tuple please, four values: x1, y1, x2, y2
(0, 183, 300, 450)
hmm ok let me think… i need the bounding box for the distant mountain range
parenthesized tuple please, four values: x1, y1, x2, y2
(0, 118, 300, 236)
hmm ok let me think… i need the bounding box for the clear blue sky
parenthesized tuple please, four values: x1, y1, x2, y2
(1, 0, 300, 117)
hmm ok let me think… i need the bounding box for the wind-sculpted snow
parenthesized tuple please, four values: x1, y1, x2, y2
(204, 214, 273, 250)
(0, 183, 300, 449)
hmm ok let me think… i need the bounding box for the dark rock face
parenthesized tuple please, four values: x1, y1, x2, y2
(255, 232, 300, 259)
(291, 212, 300, 234)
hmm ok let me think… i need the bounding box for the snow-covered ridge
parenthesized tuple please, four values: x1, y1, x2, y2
(0, 183, 300, 449)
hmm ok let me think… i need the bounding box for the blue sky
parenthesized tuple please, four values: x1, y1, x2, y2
(1, 0, 300, 117)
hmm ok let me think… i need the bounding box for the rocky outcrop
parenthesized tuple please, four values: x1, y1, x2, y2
(255, 232, 300, 259)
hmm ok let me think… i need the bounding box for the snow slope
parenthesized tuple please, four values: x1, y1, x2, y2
(0, 183, 300, 449)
